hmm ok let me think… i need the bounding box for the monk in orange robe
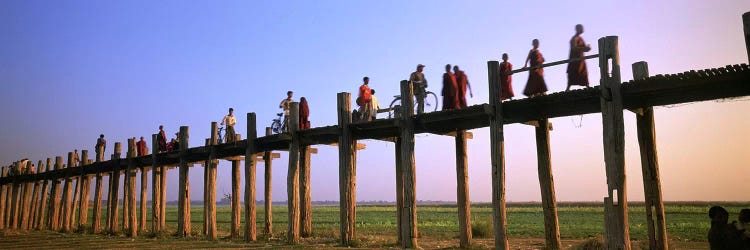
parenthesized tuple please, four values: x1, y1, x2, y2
(523, 39, 548, 97)
(453, 65, 472, 108)
(442, 64, 458, 110)
(299, 97, 310, 130)
(567, 24, 592, 91)
(136, 137, 148, 156)
(499, 53, 514, 101)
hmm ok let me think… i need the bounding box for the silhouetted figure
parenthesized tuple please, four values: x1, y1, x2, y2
(708, 206, 746, 250)
(73, 149, 80, 166)
(499, 53, 515, 101)
(221, 108, 237, 143)
(357, 77, 372, 121)
(409, 64, 428, 114)
(137, 137, 148, 156)
(299, 97, 310, 130)
(523, 39, 548, 97)
(454, 65, 472, 108)
(567, 24, 592, 91)
(442, 64, 458, 110)
(370, 89, 379, 120)
(157, 126, 167, 152)
(737, 209, 750, 246)
(279, 91, 294, 132)
(95, 134, 107, 156)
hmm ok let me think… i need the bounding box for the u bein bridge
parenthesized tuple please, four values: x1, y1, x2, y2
(1, 14, 750, 250)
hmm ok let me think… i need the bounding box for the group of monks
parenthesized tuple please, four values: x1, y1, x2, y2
(498, 24, 592, 101)
(441, 64, 473, 110)
(709, 206, 750, 249)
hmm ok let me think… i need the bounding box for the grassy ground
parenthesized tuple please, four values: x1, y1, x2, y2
(1, 202, 746, 249)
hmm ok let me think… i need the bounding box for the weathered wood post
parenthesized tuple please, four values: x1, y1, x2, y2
(177, 126, 191, 237)
(394, 136, 404, 244)
(38, 158, 51, 230)
(61, 153, 75, 232)
(21, 161, 34, 230)
(109, 142, 122, 234)
(71, 161, 80, 230)
(744, 12, 750, 62)
(534, 119, 561, 249)
(231, 156, 241, 239)
(123, 149, 130, 232)
(287, 102, 301, 244)
(336, 93, 357, 246)
(398, 81, 418, 248)
(0, 167, 6, 229)
(455, 130, 472, 247)
(29, 161, 43, 229)
(91, 148, 104, 233)
(151, 134, 161, 233)
(598, 36, 630, 249)
(140, 156, 147, 233)
(126, 138, 138, 237)
(203, 138, 209, 236)
(244, 113, 258, 242)
(488, 60, 509, 249)
(2, 167, 9, 229)
(207, 122, 219, 240)
(9, 162, 19, 229)
(263, 127, 273, 238)
(49, 157, 63, 230)
(299, 145, 312, 237)
(78, 150, 91, 231)
(632, 61, 668, 250)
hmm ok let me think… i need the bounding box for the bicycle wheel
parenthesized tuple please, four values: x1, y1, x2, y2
(271, 120, 282, 134)
(424, 91, 439, 112)
(388, 98, 401, 119)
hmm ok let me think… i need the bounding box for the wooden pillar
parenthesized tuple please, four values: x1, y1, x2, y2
(394, 137, 403, 244)
(336, 94, 357, 246)
(78, 150, 91, 231)
(299, 146, 312, 237)
(37, 159, 52, 230)
(744, 12, 750, 63)
(177, 126, 191, 237)
(159, 157, 167, 230)
(598, 36, 630, 249)
(207, 122, 219, 240)
(29, 161, 43, 229)
(122, 152, 129, 232)
(140, 160, 147, 232)
(632, 61, 668, 250)
(126, 138, 138, 237)
(397, 81, 418, 248)
(21, 161, 34, 230)
(203, 138, 209, 236)
(263, 127, 273, 238)
(150, 134, 161, 233)
(487, 60, 509, 249)
(92, 151, 104, 233)
(61, 153, 75, 232)
(287, 102, 301, 244)
(455, 130, 472, 247)
(109, 142, 122, 234)
(48, 157, 63, 230)
(244, 113, 258, 242)
(534, 119, 561, 249)
(0, 167, 6, 229)
(71, 163, 80, 230)
(229, 159, 241, 239)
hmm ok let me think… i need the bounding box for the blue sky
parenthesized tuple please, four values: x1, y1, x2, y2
(1, 0, 748, 202)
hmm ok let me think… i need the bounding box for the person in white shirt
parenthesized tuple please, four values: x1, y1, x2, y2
(279, 91, 294, 132)
(221, 108, 237, 143)
(370, 89, 379, 120)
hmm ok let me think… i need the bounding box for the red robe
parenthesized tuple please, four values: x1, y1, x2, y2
(137, 139, 148, 156)
(523, 49, 548, 97)
(299, 99, 310, 130)
(157, 130, 167, 152)
(499, 61, 514, 100)
(567, 35, 590, 87)
(455, 70, 469, 108)
(442, 72, 458, 110)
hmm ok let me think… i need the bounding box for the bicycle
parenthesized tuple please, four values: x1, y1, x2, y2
(387, 89, 438, 118)
(271, 112, 287, 134)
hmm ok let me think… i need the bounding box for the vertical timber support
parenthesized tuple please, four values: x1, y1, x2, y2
(744, 12, 750, 62)
(337, 93, 357, 246)
(633, 61, 668, 250)
(127, 138, 138, 237)
(287, 102, 301, 244)
(299, 146, 312, 237)
(91, 149, 104, 233)
(207, 122, 219, 240)
(488, 60, 509, 249)
(0, 167, 6, 229)
(61, 153, 74, 232)
(203, 138, 209, 236)
(231, 159, 241, 239)
(535, 119, 561, 249)
(109, 142, 122, 234)
(398, 81, 418, 248)
(598, 36, 630, 250)
(38, 158, 52, 230)
(29, 161, 43, 230)
(177, 126, 191, 237)
(244, 113, 258, 242)
(49, 157, 63, 231)
(150, 134, 160, 233)
(140, 157, 147, 232)
(455, 130, 472, 247)
(394, 137, 404, 244)
(9, 162, 20, 230)
(20, 162, 33, 230)
(263, 127, 273, 238)
(79, 150, 91, 231)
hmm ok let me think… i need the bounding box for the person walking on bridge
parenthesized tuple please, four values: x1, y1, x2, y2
(442, 64, 458, 110)
(279, 91, 294, 132)
(454, 65, 472, 108)
(137, 137, 148, 156)
(95, 134, 107, 156)
(157, 126, 167, 152)
(567, 24, 592, 91)
(499, 53, 515, 101)
(357, 77, 372, 121)
(221, 108, 237, 143)
(523, 39, 548, 97)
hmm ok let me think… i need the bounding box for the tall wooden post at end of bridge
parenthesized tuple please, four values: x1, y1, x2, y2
(398, 81, 418, 249)
(177, 126, 191, 237)
(206, 122, 218, 240)
(337, 93, 357, 246)
(126, 138, 138, 237)
(487, 61, 509, 250)
(244, 113, 258, 242)
(287, 102, 301, 244)
(108, 142, 122, 234)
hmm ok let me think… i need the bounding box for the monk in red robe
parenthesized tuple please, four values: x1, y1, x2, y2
(523, 39, 548, 97)
(567, 24, 592, 91)
(299, 97, 310, 130)
(442, 64, 458, 110)
(453, 65, 472, 108)
(157, 125, 167, 152)
(499, 53, 514, 101)
(136, 136, 148, 156)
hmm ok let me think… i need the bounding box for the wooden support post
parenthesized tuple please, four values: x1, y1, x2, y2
(151, 134, 160, 233)
(20, 161, 34, 230)
(122, 154, 129, 232)
(230, 159, 241, 239)
(37, 159, 52, 230)
(337, 93, 357, 246)
(299, 145, 312, 237)
(71, 164, 80, 230)
(207, 122, 218, 240)
(598, 36, 630, 249)
(29, 161, 42, 229)
(140, 159, 147, 233)
(0, 167, 6, 229)
(203, 138, 209, 236)
(126, 138, 138, 237)
(61, 153, 75, 232)
(534, 119, 561, 249)
(244, 113, 258, 242)
(488, 60, 509, 249)
(92, 151, 104, 233)
(109, 142, 122, 234)
(49, 157, 63, 231)
(177, 126, 191, 237)
(287, 102, 301, 244)
(632, 61, 668, 250)
(263, 127, 273, 238)
(455, 130, 472, 247)
(8, 163, 18, 229)
(394, 137, 404, 244)
(78, 150, 91, 231)
(744, 12, 750, 63)
(397, 81, 418, 248)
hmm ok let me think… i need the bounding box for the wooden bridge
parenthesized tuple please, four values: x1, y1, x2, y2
(1, 14, 749, 250)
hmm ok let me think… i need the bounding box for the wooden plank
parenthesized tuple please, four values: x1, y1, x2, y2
(488, 60, 509, 249)
(127, 138, 138, 237)
(506, 54, 599, 75)
(337, 93, 357, 246)
(299, 146, 312, 237)
(443, 131, 474, 139)
(177, 126, 191, 237)
(398, 81, 418, 248)
(207, 122, 218, 240)
(633, 61, 668, 250)
(150, 134, 160, 233)
(535, 119, 561, 249)
(244, 113, 258, 242)
(598, 36, 631, 249)
(109, 142, 122, 234)
(455, 130, 472, 247)
(61, 153, 74, 232)
(263, 127, 273, 238)
(287, 102, 301, 244)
